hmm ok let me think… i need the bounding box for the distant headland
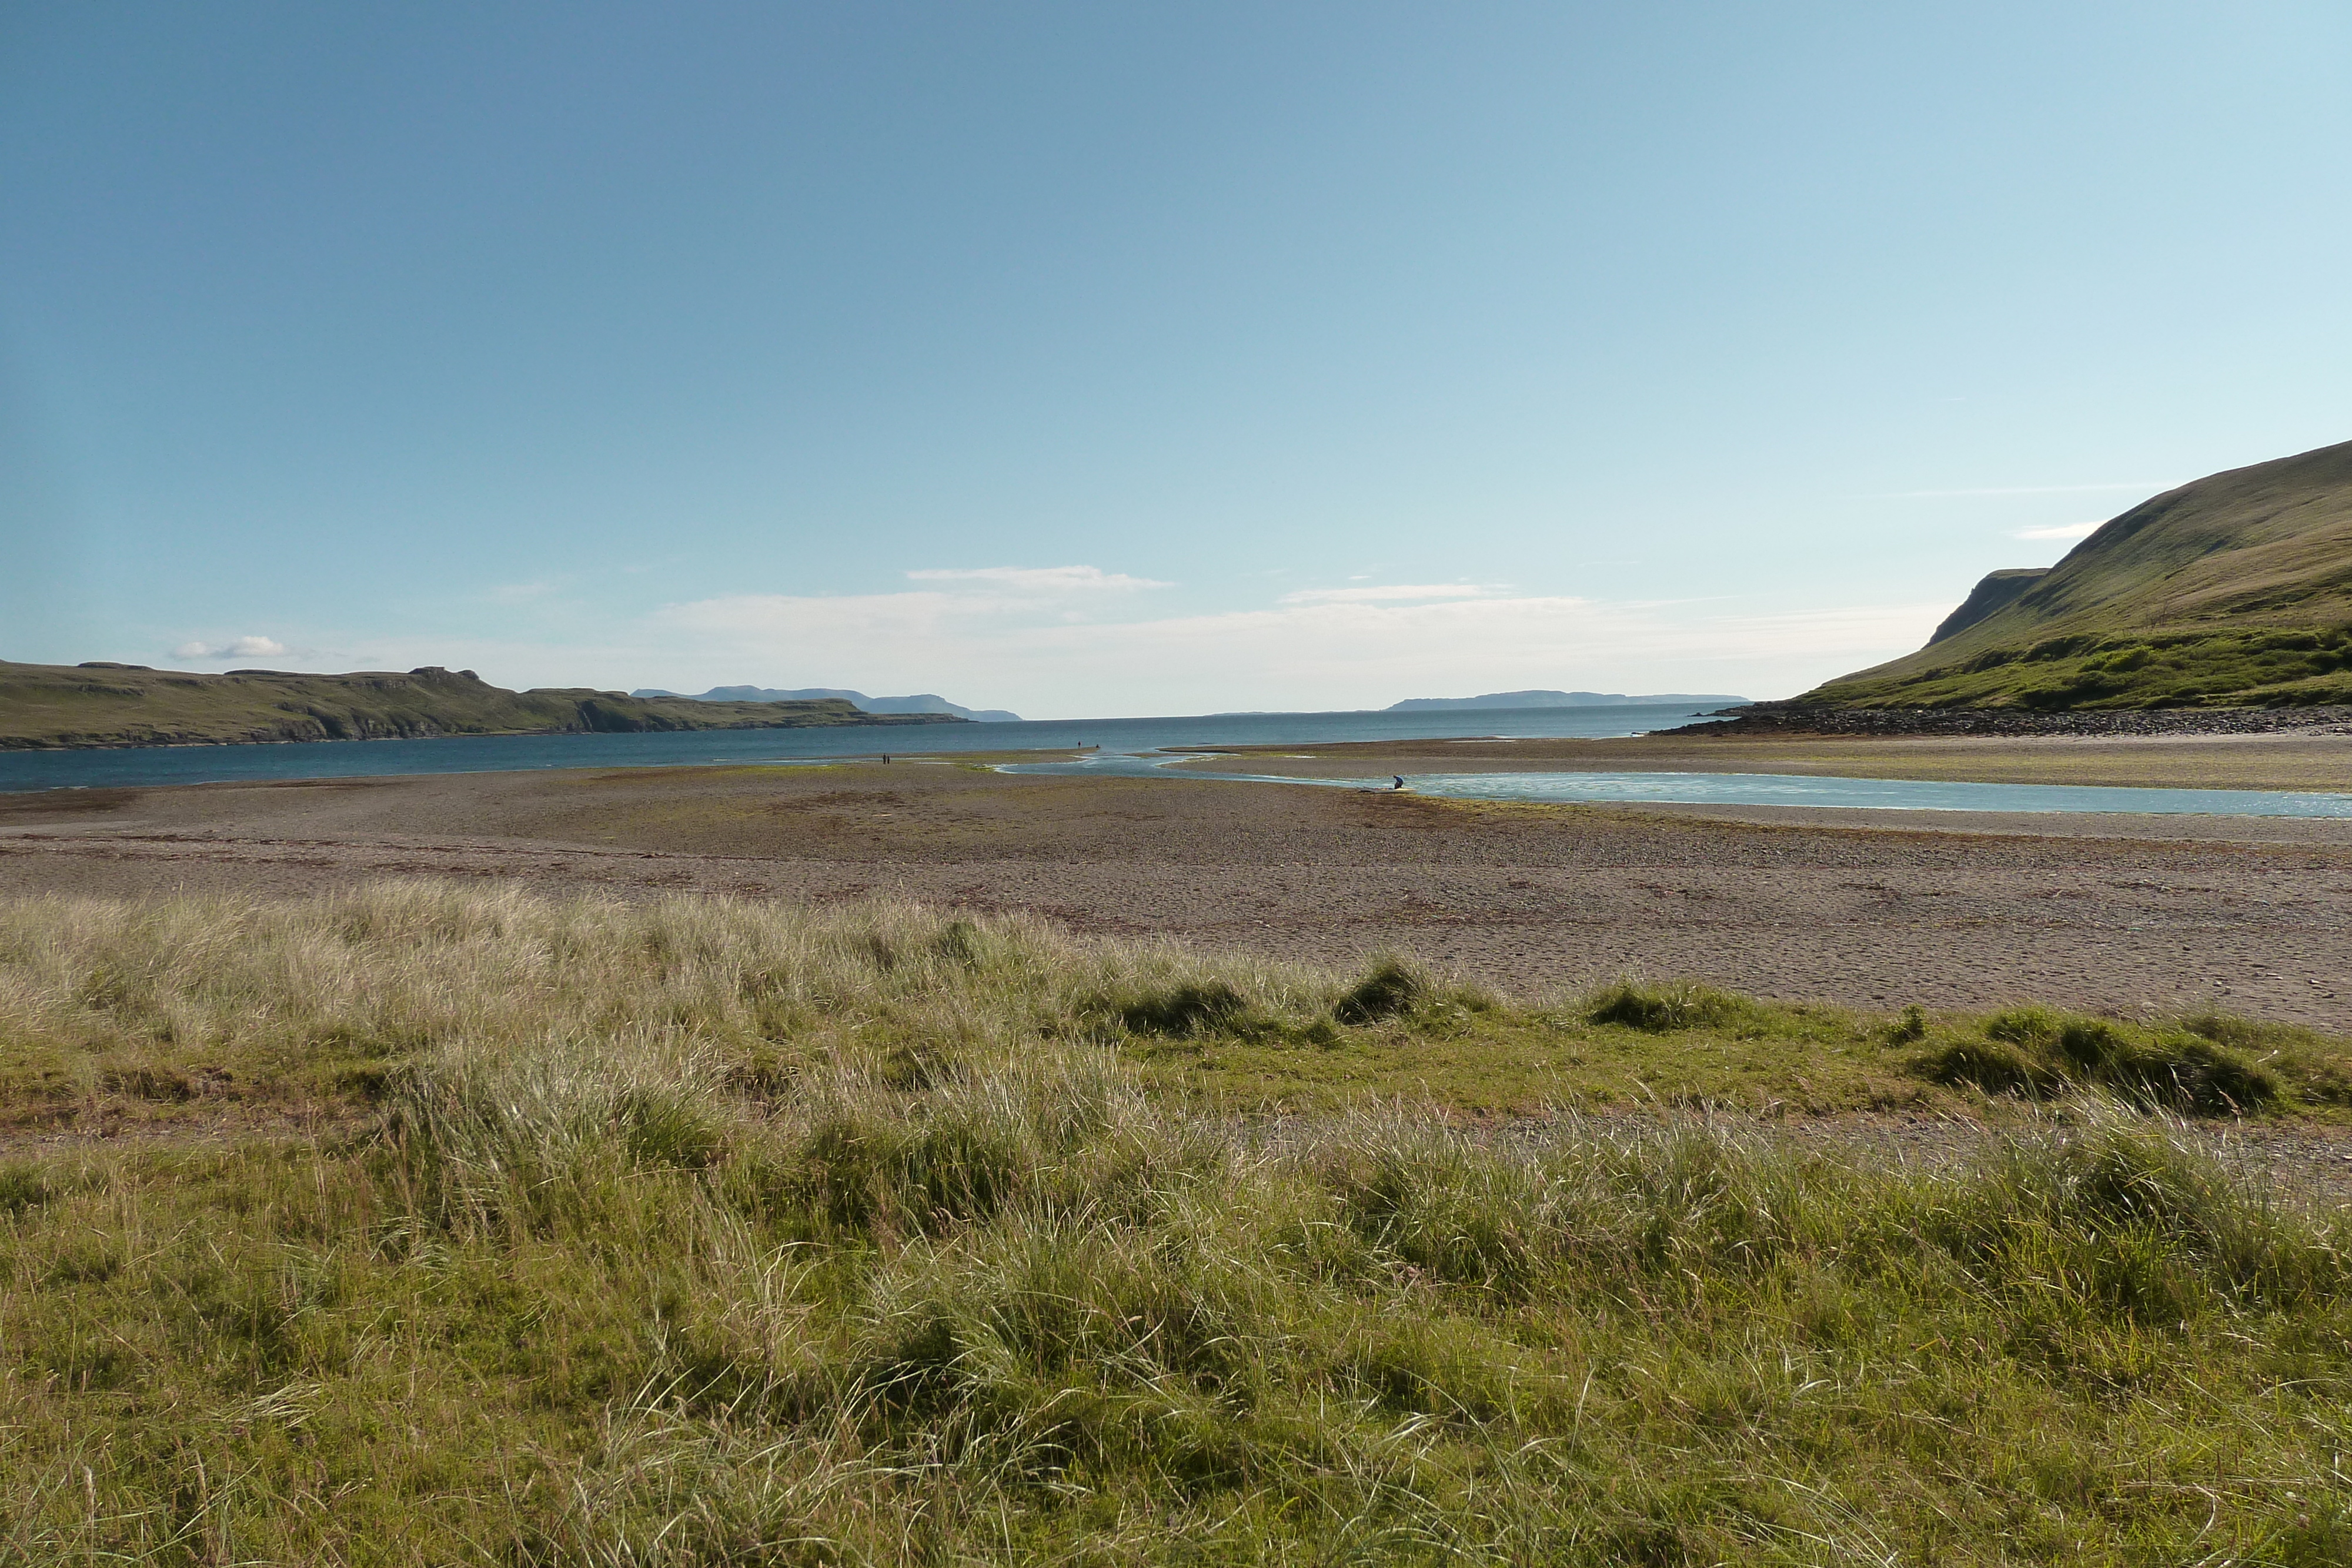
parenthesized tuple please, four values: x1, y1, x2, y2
(634, 685, 1021, 722)
(1385, 690, 1749, 711)
(0, 661, 967, 750)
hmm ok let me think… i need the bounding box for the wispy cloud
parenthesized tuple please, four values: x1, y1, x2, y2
(904, 565, 1172, 592)
(486, 580, 562, 603)
(1278, 584, 1495, 606)
(1867, 482, 2161, 499)
(331, 560, 1947, 716)
(172, 634, 286, 660)
(2014, 520, 2102, 541)
(640, 583, 1946, 715)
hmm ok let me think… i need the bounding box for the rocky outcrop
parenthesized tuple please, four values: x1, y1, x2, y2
(1670, 701, 2352, 739)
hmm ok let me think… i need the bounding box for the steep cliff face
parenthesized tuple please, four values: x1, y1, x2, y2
(1805, 438, 2352, 708)
(0, 662, 965, 748)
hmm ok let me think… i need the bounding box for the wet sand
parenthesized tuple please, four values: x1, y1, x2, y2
(1176, 727, 2352, 793)
(5, 745, 2351, 1029)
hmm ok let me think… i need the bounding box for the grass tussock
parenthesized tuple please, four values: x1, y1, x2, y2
(1912, 1005, 2347, 1113)
(7, 887, 2352, 1560)
(1584, 978, 1766, 1034)
(5, 885, 2347, 1132)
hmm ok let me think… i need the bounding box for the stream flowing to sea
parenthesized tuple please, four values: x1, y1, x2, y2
(999, 754, 2352, 818)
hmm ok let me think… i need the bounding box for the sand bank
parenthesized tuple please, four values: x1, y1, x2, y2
(1172, 727, 2352, 793)
(6, 746, 2350, 1029)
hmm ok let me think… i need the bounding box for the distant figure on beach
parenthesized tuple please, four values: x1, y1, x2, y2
(1391, 775, 1406, 791)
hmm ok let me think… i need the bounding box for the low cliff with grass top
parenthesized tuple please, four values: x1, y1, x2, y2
(0, 660, 964, 749)
(6, 885, 2352, 1562)
(1807, 436, 2352, 709)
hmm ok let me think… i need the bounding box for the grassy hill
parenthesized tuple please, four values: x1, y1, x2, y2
(1806, 437, 2352, 708)
(0, 660, 963, 748)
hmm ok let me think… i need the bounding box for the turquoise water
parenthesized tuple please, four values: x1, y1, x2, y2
(1403, 770, 2352, 817)
(0, 703, 1718, 793)
(1000, 754, 2352, 818)
(9, 703, 2344, 817)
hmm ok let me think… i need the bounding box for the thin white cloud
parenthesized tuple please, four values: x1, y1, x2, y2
(640, 586, 1947, 716)
(904, 565, 1172, 592)
(1868, 482, 2161, 499)
(2014, 520, 2102, 541)
(172, 635, 287, 660)
(1279, 584, 1495, 606)
(334, 561, 1942, 714)
(486, 580, 562, 603)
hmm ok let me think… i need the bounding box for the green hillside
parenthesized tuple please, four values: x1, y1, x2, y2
(0, 661, 963, 749)
(1808, 437, 2352, 709)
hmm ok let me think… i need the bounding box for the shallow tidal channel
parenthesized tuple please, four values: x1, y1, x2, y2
(1001, 753, 2352, 817)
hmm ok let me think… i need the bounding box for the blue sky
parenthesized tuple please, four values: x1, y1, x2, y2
(5, 3, 2348, 717)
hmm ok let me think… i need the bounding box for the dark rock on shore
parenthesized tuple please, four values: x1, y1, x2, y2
(1669, 701, 2352, 740)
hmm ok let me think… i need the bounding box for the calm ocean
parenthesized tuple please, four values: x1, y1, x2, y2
(0, 703, 1720, 793)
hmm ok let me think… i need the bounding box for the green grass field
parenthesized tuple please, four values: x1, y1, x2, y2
(6, 887, 2352, 1563)
(1810, 623, 2352, 711)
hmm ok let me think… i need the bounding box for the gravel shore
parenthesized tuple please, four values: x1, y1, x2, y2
(1675, 701, 2352, 739)
(6, 754, 2351, 1029)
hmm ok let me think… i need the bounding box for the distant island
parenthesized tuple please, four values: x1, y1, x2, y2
(0, 661, 967, 750)
(1386, 690, 1749, 711)
(633, 685, 1021, 722)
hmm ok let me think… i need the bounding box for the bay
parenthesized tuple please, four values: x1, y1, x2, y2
(0, 703, 1720, 793)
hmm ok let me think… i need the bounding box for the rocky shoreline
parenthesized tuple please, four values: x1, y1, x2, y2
(1672, 702, 2352, 739)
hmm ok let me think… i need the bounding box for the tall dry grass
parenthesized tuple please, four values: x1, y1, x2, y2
(3, 885, 2351, 1563)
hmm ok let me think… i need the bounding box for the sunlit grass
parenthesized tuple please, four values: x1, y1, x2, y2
(5, 886, 2352, 1562)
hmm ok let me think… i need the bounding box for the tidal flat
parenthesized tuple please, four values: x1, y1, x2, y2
(7, 741, 2352, 1562)
(5, 738, 2351, 1025)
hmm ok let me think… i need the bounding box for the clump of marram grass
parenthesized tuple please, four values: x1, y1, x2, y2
(1886, 1001, 1931, 1042)
(0, 883, 1305, 1125)
(1100, 976, 1261, 1037)
(1583, 977, 1765, 1032)
(23, 1062, 2352, 1561)
(2179, 1009, 2352, 1103)
(1915, 1005, 2297, 1112)
(1927, 1103, 2347, 1311)
(1331, 955, 1434, 1024)
(9, 886, 2347, 1144)
(9, 892, 2352, 1562)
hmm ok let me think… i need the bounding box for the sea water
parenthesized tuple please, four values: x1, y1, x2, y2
(999, 754, 2352, 818)
(0, 703, 1719, 793)
(1401, 769, 2352, 818)
(9, 704, 2347, 818)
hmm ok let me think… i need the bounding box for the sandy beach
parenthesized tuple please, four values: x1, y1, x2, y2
(1174, 725, 2352, 792)
(6, 730, 2350, 1029)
